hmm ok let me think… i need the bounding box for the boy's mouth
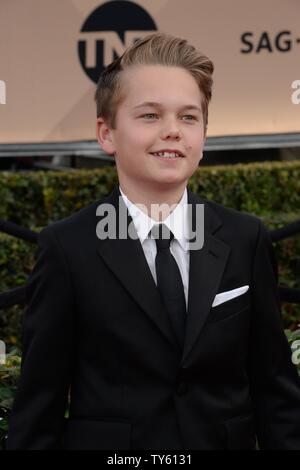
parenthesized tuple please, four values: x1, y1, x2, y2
(149, 150, 184, 159)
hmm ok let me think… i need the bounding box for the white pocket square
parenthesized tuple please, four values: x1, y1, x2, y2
(212, 285, 249, 308)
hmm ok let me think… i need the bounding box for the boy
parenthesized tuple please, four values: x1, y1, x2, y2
(7, 32, 300, 450)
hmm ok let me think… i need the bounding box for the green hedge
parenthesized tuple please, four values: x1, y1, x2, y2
(0, 161, 299, 348)
(0, 161, 299, 227)
(189, 160, 300, 215)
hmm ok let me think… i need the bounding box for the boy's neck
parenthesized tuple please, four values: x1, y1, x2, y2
(119, 181, 187, 222)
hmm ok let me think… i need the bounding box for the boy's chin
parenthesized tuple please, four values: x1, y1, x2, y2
(148, 175, 187, 187)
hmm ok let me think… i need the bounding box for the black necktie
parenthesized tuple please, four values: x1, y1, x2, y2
(151, 224, 187, 349)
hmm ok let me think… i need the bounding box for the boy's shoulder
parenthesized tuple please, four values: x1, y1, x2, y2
(193, 192, 264, 244)
(191, 189, 262, 227)
(38, 197, 105, 244)
(205, 196, 261, 225)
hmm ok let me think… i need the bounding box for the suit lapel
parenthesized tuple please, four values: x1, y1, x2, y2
(181, 189, 231, 364)
(96, 186, 180, 349)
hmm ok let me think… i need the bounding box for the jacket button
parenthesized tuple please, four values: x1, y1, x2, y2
(176, 381, 188, 396)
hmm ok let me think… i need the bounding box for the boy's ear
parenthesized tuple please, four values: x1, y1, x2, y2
(96, 117, 116, 155)
(198, 125, 207, 164)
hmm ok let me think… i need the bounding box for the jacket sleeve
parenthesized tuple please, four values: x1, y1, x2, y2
(248, 219, 300, 450)
(6, 225, 74, 449)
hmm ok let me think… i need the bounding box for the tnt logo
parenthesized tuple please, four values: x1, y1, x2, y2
(0, 340, 6, 364)
(78, 0, 157, 83)
(291, 340, 300, 366)
(0, 80, 6, 104)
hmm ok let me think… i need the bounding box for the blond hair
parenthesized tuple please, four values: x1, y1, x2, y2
(95, 32, 214, 129)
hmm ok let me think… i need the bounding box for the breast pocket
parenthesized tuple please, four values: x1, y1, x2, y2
(207, 292, 250, 323)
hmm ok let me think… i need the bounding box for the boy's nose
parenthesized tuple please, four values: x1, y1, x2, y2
(160, 125, 182, 140)
(161, 130, 181, 140)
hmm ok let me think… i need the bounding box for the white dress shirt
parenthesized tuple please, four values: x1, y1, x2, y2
(119, 185, 190, 308)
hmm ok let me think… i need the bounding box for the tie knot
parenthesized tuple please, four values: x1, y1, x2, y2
(150, 224, 174, 250)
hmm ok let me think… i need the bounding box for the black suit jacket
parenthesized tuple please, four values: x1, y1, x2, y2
(6, 185, 300, 449)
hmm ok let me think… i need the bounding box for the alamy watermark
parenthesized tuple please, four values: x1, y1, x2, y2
(0, 80, 6, 104)
(291, 80, 300, 105)
(96, 198, 205, 251)
(0, 340, 6, 365)
(291, 340, 300, 366)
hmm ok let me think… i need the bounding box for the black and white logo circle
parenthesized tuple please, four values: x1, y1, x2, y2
(78, 0, 157, 83)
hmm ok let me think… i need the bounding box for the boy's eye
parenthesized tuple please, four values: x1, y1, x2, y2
(182, 115, 197, 120)
(142, 113, 158, 119)
(141, 114, 197, 121)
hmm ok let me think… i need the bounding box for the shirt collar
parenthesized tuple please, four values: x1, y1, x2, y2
(119, 185, 189, 251)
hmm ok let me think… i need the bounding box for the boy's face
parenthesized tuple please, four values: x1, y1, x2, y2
(96, 65, 206, 194)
